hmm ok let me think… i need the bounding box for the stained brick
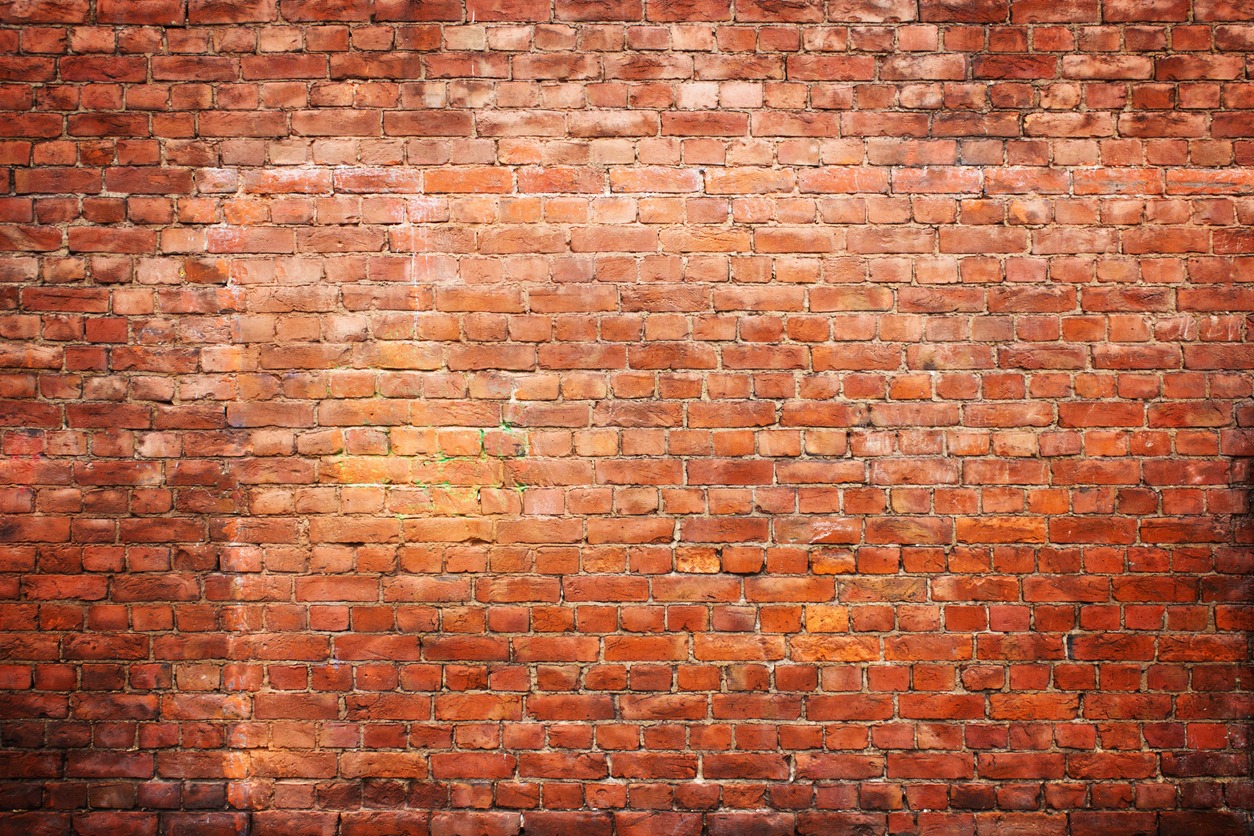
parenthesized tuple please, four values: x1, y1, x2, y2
(0, 2, 1246, 830)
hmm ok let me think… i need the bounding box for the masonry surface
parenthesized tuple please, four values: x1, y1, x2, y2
(0, 0, 1252, 833)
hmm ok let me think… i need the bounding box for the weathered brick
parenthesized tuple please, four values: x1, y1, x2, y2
(0, 3, 1245, 831)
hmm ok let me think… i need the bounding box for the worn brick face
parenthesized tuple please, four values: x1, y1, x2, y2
(0, 0, 1251, 832)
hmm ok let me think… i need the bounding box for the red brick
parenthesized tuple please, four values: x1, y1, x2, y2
(279, 0, 370, 20)
(1011, 0, 1097, 21)
(0, 226, 60, 251)
(1104, 0, 1188, 21)
(340, 812, 431, 836)
(341, 753, 427, 778)
(0, 0, 86, 21)
(189, 0, 276, 23)
(613, 813, 702, 836)
(0, 7, 1245, 830)
(921, 0, 1007, 22)
(99, 0, 184, 23)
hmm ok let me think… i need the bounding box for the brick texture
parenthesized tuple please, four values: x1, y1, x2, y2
(0, 0, 1252, 832)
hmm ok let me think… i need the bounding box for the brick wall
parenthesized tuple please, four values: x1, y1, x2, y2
(1, 0, 1252, 832)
